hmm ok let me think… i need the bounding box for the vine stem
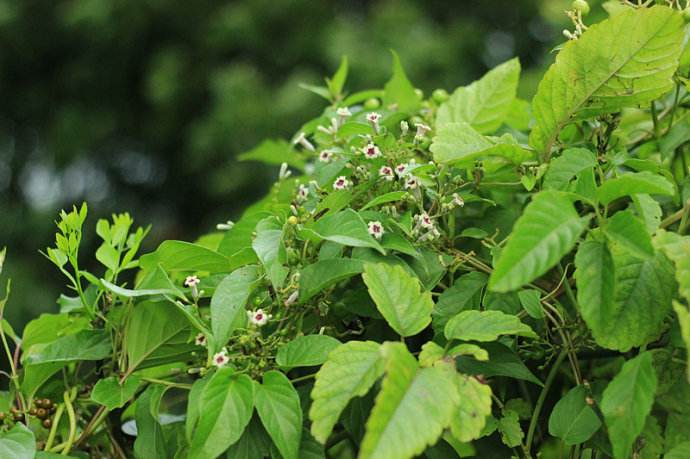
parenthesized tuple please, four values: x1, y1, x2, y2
(62, 387, 78, 455)
(44, 403, 65, 451)
(525, 350, 567, 454)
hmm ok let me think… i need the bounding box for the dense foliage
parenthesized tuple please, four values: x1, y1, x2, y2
(1, 1, 690, 458)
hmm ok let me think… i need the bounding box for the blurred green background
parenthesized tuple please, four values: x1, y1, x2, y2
(0, 0, 596, 329)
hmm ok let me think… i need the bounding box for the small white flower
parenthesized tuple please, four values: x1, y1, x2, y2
(184, 275, 200, 288)
(395, 163, 408, 177)
(379, 166, 394, 181)
(284, 290, 299, 307)
(293, 132, 315, 151)
(319, 150, 333, 163)
(212, 349, 229, 367)
(279, 162, 292, 180)
(414, 123, 431, 139)
(366, 112, 381, 124)
(297, 184, 309, 202)
(247, 308, 271, 327)
(333, 176, 350, 190)
(367, 221, 385, 240)
(216, 220, 234, 231)
(337, 107, 352, 117)
(195, 333, 207, 347)
(404, 176, 419, 190)
(363, 143, 381, 159)
(415, 212, 434, 229)
(451, 193, 465, 208)
(400, 120, 409, 135)
(317, 125, 334, 135)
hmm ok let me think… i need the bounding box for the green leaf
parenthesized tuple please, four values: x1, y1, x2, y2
(238, 139, 305, 170)
(133, 385, 168, 459)
(548, 386, 601, 445)
(360, 191, 407, 211)
(304, 209, 385, 254)
(596, 171, 675, 205)
(449, 374, 492, 442)
(430, 122, 533, 166)
(140, 240, 232, 273)
(432, 271, 487, 334)
(362, 263, 434, 337)
(298, 258, 364, 303)
(666, 442, 690, 459)
(21, 313, 90, 352)
(655, 230, 690, 302)
(23, 329, 111, 365)
(601, 352, 657, 459)
(210, 266, 260, 354)
(309, 341, 384, 443)
(673, 302, 690, 382)
(255, 371, 303, 459)
(418, 342, 445, 368)
(0, 423, 35, 459)
(437, 57, 520, 133)
(632, 194, 662, 234)
(445, 310, 537, 342)
(517, 289, 544, 319)
(382, 51, 420, 113)
(225, 415, 273, 459)
(91, 375, 142, 411)
(253, 217, 288, 288)
(276, 334, 341, 369)
(359, 342, 458, 459)
(497, 410, 523, 448)
(604, 210, 655, 259)
(327, 56, 348, 97)
(455, 342, 543, 386)
(529, 6, 684, 153)
(575, 238, 616, 342)
(489, 191, 590, 292)
(96, 243, 119, 272)
(542, 148, 597, 191)
(187, 368, 255, 459)
(100, 278, 183, 300)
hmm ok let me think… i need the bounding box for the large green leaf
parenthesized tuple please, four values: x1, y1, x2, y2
(449, 374, 492, 442)
(542, 148, 597, 191)
(255, 371, 303, 459)
(309, 341, 384, 443)
(430, 122, 532, 166)
(238, 139, 305, 170)
(276, 334, 341, 369)
(298, 258, 364, 302)
(655, 230, 690, 302)
(548, 386, 601, 445)
(91, 375, 142, 411)
(0, 423, 35, 459)
(596, 171, 675, 205)
(436, 58, 520, 133)
(603, 210, 654, 259)
(359, 343, 458, 459)
(362, 263, 434, 337)
(530, 6, 684, 153)
(210, 266, 260, 354)
(140, 240, 232, 273)
(382, 51, 420, 114)
(577, 241, 675, 351)
(489, 191, 589, 292)
(22, 329, 111, 365)
(21, 313, 89, 353)
(455, 342, 543, 386)
(431, 271, 486, 334)
(225, 415, 274, 459)
(666, 442, 690, 459)
(252, 217, 288, 288)
(601, 352, 657, 459)
(187, 368, 255, 459)
(133, 385, 168, 459)
(304, 209, 384, 254)
(444, 310, 537, 342)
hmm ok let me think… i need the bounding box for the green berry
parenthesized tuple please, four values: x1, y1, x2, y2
(572, 0, 589, 16)
(432, 88, 449, 103)
(414, 88, 424, 100)
(364, 98, 380, 110)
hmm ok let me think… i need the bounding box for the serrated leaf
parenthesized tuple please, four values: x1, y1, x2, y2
(359, 342, 458, 459)
(604, 210, 654, 259)
(444, 310, 537, 342)
(655, 230, 690, 302)
(447, 343, 489, 361)
(298, 258, 364, 302)
(304, 209, 385, 254)
(548, 386, 601, 445)
(449, 374, 492, 442)
(597, 171, 675, 205)
(276, 335, 341, 369)
(418, 341, 445, 368)
(497, 410, 524, 448)
(430, 122, 533, 166)
(309, 341, 384, 443)
(91, 375, 142, 411)
(632, 194, 662, 234)
(382, 51, 420, 113)
(363, 263, 434, 337)
(432, 272, 487, 334)
(489, 191, 590, 292)
(530, 6, 684, 153)
(187, 368, 254, 459)
(601, 352, 657, 459)
(436, 58, 520, 133)
(255, 371, 302, 459)
(543, 148, 597, 191)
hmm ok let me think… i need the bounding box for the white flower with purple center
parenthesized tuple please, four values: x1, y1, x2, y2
(212, 349, 229, 367)
(366, 112, 381, 124)
(195, 333, 207, 347)
(416, 212, 434, 229)
(404, 176, 419, 189)
(184, 275, 200, 288)
(395, 163, 408, 177)
(297, 184, 309, 201)
(333, 176, 350, 190)
(379, 165, 394, 181)
(247, 309, 271, 327)
(363, 143, 381, 159)
(319, 150, 333, 163)
(368, 221, 385, 240)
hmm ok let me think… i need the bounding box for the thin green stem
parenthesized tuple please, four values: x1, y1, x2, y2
(44, 403, 65, 451)
(61, 387, 78, 455)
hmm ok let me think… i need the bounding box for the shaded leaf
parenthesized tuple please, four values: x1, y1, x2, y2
(445, 310, 537, 342)
(276, 334, 341, 369)
(255, 371, 303, 459)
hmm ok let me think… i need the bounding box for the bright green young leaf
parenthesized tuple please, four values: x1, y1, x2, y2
(362, 263, 434, 337)
(276, 334, 341, 369)
(601, 352, 657, 459)
(361, 191, 407, 211)
(449, 374, 492, 443)
(497, 410, 524, 448)
(140, 240, 232, 273)
(133, 385, 168, 459)
(327, 55, 348, 97)
(0, 423, 35, 459)
(548, 386, 601, 445)
(238, 139, 305, 170)
(309, 341, 384, 443)
(430, 122, 533, 166)
(447, 343, 489, 361)
(604, 210, 654, 259)
(542, 148, 597, 191)
(298, 258, 364, 302)
(530, 6, 684, 153)
(382, 51, 420, 113)
(418, 341, 445, 368)
(252, 217, 288, 288)
(596, 171, 675, 205)
(305, 209, 385, 254)
(255, 371, 303, 459)
(187, 368, 254, 459)
(444, 310, 537, 342)
(489, 191, 590, 292)
(91, 375, 142, 411)
(210, 265, 260, 354)
(432, 271, 486, 334)
(359, 342, 458, 459)
(437, 57, 520, 133)
(22, 329, 111, 365)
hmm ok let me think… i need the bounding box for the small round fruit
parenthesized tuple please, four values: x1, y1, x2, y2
(572, 0, 589, 15)
(29, 408, 37, 416)
(42, 399, 52, 408)
(414, 88, 424, 100)
(36, 408, 47, 419)
(287, 215, 298, 225)
(432, 88, 449, 103)
(364, 98, 380, 110)
(42, 419, 52, 429)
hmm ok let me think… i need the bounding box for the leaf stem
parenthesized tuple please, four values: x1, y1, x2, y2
(62, 387, 78, 455)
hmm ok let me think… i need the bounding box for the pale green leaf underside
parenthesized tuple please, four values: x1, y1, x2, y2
(530, 6, 684, 153)
(449, 374, 492, 443)
(489, 191, 589, 292)
(444, 310, 537, 342)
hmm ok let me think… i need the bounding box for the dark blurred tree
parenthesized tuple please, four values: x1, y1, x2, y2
(0, 0, 579, 326)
